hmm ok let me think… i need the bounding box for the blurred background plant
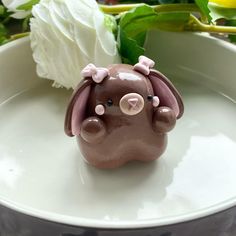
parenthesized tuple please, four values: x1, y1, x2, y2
(0, 0, 236, 53)
(0, 1, 11, 44)
(99, 0, 195, 3)
(0, 0, 32, 44)
(1, 0, 236, 87)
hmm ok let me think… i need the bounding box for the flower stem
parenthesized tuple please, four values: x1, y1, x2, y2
(100, 3, 236, 35)
(10, 32, 29, 41)
(100, 3, 200, 15)
(186, 15, 236, 34)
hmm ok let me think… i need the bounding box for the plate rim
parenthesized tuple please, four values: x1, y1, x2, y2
(1, 196, 236, 229)
(1, 33, 236, 229)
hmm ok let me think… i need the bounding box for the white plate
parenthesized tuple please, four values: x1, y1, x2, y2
(0, 31, 236, 229)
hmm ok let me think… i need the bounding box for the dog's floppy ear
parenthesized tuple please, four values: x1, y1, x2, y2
(148, 69, 184, 119)
(64, 79, 92, 136)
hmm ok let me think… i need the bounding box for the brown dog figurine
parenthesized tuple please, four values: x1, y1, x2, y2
(65, 56, 184, 168)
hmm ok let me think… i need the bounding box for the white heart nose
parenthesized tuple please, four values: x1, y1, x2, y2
(120, 93, 144, 116)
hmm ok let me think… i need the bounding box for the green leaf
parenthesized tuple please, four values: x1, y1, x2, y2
(117, 26, 145, 65)
(0, 22, 8, 45)
(17, 0, 39, 11)
(208, 3, 236, 21)
(149, 12, 190, 31)
(115, 0, 160, 4)
(0, 23, 7, 37)
(118, 5, 154, 64)
(117, 4, 190, 64)
(22, 14, 32, 32)
(119, 4, 153, 26)
(0, 5, 5, 16)
(120, 4, 190, 39)
(195, 0, 212, 22)
(226, 20, 236, 43)
(133, 31, 147, 47)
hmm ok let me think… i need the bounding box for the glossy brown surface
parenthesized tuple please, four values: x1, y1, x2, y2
(65, 64, 184, 168)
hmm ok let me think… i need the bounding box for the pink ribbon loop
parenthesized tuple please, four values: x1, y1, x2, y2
(134, 55, 155, 75)
(81, 63, 109, 83)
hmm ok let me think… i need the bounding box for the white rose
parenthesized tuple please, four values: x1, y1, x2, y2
(2, 0, 32, 19)
(30, 0, 121, 89)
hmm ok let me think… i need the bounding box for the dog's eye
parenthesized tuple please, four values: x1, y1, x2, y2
(147, 95, 153, 101)
(107, 99, 113, 106)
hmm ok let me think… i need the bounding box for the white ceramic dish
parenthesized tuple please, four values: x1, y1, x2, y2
(0, 31, 236, 235)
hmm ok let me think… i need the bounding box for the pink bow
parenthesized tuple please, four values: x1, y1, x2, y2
(134, 55, 155, 75)
(81, 63, 109, 83)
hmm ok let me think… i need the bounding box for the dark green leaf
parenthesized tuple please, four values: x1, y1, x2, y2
(22, 14, 32, 32)
(195, 0, 212, 22)
(117, 26, 145, 64)
(17, 0, 39, 11)
(133, 31, 147, 47)
(0, 5, 5, 16)
(0, 23, 7, 36)
(0, 22, 8, 45)
(118, 4, 190, 64)
(118, 5, 154, 63)
(226, 20, 236, 43)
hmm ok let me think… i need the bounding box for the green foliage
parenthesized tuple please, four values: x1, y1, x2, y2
(114, 0, 195, 4)
(0, 22, 7, 35)
(226, 20, 236, 43)
(22, 14, 32, 32)
(0, 3, 31, 45)
(0, 23, 9, 44)
(195, 0, 212, 22)
(117, 5, 151, 64)
(0, 5, 5, 15)
(208, 3, 236, 21)
(118, 27, 145, 64)
(17, 0, 39, 11)
(0, 5, 9, 45)
(117, 4, 190, 64)
(1, 0, 236, 51)
(0, 4, 10, 19)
